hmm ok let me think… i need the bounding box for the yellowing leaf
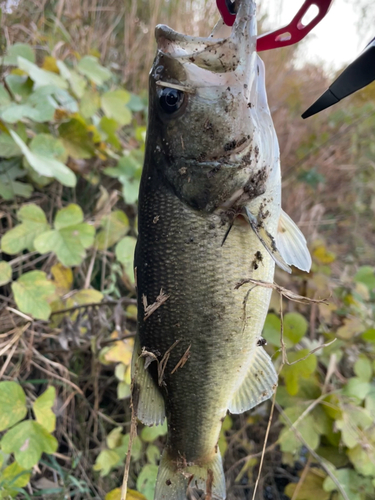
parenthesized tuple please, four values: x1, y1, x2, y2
(285, 470, 329, 500)
(70, 288, 103, 306)
(12, 270, 56, 320)
(1, 204, 50, 254)
(96, 210, 129, 250)
(17, 57, 68, 89)
(336, 317, 363, 339)
(0, 261, 12, 286)
(0, 381, 27, 432)
(103, 333, 134, 365)
(32, 386, 56, 433)
(34, 204, 95, 267)
(1, 420, 57, 469)
(0, 461, 31, 492)
(105, 488, 146, 500)
(42, 56, 59, 73)
(313, 245, 336, 264)
(51, 263, 73, 295)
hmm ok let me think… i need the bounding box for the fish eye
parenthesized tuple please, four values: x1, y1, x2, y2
(159, 87, 184, 114)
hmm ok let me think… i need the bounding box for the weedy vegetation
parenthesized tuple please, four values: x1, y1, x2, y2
(1, 1, 375, 499)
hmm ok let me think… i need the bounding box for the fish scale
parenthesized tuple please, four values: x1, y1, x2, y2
(135, 160, 274, 464)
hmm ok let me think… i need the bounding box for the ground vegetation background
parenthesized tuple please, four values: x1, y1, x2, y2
(1, 1, 375, 499)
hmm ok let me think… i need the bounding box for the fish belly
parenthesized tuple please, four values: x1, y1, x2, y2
(135, 168, 274, 465)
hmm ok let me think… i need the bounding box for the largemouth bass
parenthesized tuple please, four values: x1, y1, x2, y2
(132, 1, 311, 499)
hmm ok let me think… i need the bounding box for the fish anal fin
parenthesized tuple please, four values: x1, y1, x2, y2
(228, 346, 278, 414)
(131, 334, 166, 426)
(276, 209, 312, 272)
(155, 449, 225, 500)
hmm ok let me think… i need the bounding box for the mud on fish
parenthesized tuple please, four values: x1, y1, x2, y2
(131, 1, 311, 499)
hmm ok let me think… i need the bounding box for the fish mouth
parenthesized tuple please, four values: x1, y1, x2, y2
(155, 0, 257, 80)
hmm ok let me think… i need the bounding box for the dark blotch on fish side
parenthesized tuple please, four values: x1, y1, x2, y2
(243, 166, 268, 200)
(224, 140, 237, 152)
(257, 337, 267, 346)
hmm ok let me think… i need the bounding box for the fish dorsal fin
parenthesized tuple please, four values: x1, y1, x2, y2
(244, 207, 292, 273)
(131, 334, 166, 426)
(228, 346, 278, 414)
(276, 210, 312, 272)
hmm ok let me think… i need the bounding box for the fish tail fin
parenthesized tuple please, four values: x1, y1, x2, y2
(155, 449, 226, 500)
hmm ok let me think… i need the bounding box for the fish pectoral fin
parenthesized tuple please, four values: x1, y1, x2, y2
(228, 346, 278, 414)
(244, 207, 292, 273)
(155, 449, 225, 500)
(276, 209, 312, 272)
(131, 334, 166, 426)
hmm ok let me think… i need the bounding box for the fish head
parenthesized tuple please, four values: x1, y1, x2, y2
(147, 0, 279, 212)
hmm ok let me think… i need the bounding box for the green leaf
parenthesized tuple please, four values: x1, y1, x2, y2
(95, 210, 129, 251)
(0, 158, 32, 199)
(323, 468, 373, 500)
(32, 386, 56, 433)
(117, 381, 131, 400)
(77, 56, 112, 85)
(9, 131, 76, 187)
(354, 266, 375, 290)
(99, 116, 121, 149)
(56, 61, 87, 98)
(283, 312, 308, 346)
(93, 449, 120, 476)
(0, 381, 27, 432)
(336, 407, 373, 448)
(146, 445, 160, 465)
(343, 377, 372, 401)
(140, 420, 167, 443)
(106, 427, 123, 450)
(280, 409, 320, 453)
(361, 328, 375, 343)
(34, 204, 95, 267)
(0, 86, 11, 107)
(0, 133, 22, 158)
(29, 134, 67, 163)
(263, 313, 281, 346)
(115, 236, 136, 282)
(17, 57, 68, 89)
(11, 270, 56, 320)
(5, 74, 33, 99)
(136, 464, 158, 500)
(3, 43, 35, 65)
(101, 90, 132, 126)
(0, 261, 12, 286)
(282, 350, 317, 395)
(80, 89, 101, 118)
(354, 355, 373, 382)
(347, 444, 375, 476)
(1, 420, 58, 469)
(1, 204, 49, 254)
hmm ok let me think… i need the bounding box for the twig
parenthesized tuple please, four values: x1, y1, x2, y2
(234, 278, 328, 305)
(50, 298, 136, 316)
(251, 389, 277, 500)
(29, 360, 84, 395)
(171, 344, 191, 375)
(143, 289, 170, 320)
(121, 365, 138, 500)
(84, 245, 98, 289)
(5, 307, 33, 322)
(291, 455, 312, 500)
